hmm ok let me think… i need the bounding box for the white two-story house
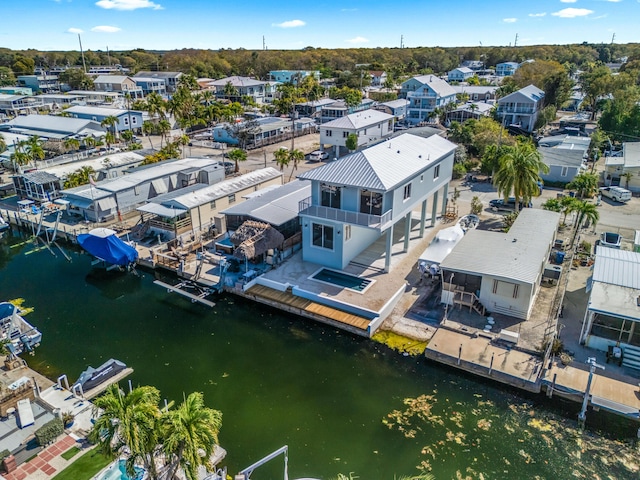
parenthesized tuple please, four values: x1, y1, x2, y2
(401, 75, 457, 125)
(297, 133, 456, 271)
(319, 110, 394, 158)
(447, 67, 474, 82)
(496, 85, 545, 133)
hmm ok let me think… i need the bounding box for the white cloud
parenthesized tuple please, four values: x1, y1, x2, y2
(528, 12, 546, 17)
(503, 18, 517, 23)
(66, 27, 84, 34)
(552, 8, 594, 18)
(346, 36, 369, 44)
(560, 0, 577, 3)
(91, 25, 122, 33)
(272, 19, 306, 28)
(95, 0, 163, 11)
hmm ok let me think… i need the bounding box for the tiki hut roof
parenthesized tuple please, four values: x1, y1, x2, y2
(231, 221, 285, 260)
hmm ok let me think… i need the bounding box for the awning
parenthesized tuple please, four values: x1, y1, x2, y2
(151, 179, 168, 195)
(97, 197, 117, 211)
(137, 203, 187, 218)
(17, 200, 34, 206)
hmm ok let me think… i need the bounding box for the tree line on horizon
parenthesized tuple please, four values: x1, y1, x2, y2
(1, 42, 639, 82)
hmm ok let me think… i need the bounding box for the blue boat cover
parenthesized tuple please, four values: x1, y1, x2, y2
(77, 232, 138, 266)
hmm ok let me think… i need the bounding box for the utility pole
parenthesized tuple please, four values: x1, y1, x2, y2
(78, 34, 87, 73)
(514, 33, 519, 48)
(578, 357, 604, 428)
(400, 35, 404, 49)
(107, 46, 111, 66)
(611, 33, 616, 44)
(263, 36, 266, 51)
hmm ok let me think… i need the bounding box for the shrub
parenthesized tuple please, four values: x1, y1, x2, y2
(35, 418, 64, 446)
(0, 450, 10, 463)
(452, 163, 467, 179)
(470, 196, 483, 215)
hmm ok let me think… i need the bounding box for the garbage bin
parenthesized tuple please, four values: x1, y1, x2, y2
(569, 191, 575, 198)
(556, 251, 566, 264)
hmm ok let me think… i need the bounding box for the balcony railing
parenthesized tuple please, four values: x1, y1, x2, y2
(298, 197, 392, 229)
(497, 107, 536, 114)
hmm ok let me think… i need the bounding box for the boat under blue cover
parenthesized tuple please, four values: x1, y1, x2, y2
(77, 228, 138, 266)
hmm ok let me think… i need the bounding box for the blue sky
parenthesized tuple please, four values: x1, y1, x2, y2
(1, 0, 639, 51)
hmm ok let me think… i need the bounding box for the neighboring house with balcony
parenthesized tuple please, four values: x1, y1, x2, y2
(0, 94, 44, 116)
(17, 74, 60, 93)
(295, 98, 338, 118)
(134, 77, 167, 97)
(93, 75, 143, 99)
(369, 70, 388, 86)
(452, 85, 498, 102)
(297, 133, 456, 271)
(604, 142, 640, 191)
(496, 62, 519, 76)
(208, 76, 267, 103)
(64, 106, 144, 133)
(401, 75, 457, 125)
(447, 67, 474, 82)
(269, 70, 320, 85)
(319, 110, 394, 158)
(320, 98, 376, 123)
(134, 71, 183, 93)
(374, 99, 409, 122)
(495, 84, 545, 133)
(446, 102, 493, 124)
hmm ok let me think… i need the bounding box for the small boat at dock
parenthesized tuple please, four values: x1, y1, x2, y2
(0, 302, 42, 355)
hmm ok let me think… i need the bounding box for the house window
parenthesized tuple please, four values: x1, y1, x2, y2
(321, 184, 341, 209)
(134, 185, 140, 196)
(360, 190, 382, 215)
(433, 164, 440, 180)
(326, 130, 332, 137)
(403, 183, 411, 200)
(312, 223, 334, 250)
(124, 117, 129, 126)
(561, 167, 568, 177)
(343, 131, 349, 138)
(344, 224, 351, 241)
(420, 174, 424, 182)
(228, 194, 236, 204)
(210, 200, 216, 208)
(132, 117, 138, 125)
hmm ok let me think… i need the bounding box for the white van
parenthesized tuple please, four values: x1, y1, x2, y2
(599, 186, 632, 203)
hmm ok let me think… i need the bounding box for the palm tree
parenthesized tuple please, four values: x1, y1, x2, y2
(90, 384, 161, 479)
(101, 115, 119, 140)
(287, 148, 305, 181)
(162, 392, 223, 480)
(566, 172, 598, 198)
(83, 136, 96, 150)
(177, 134, 190, 158)
(493, 142, 549, 208)
(142, 121, 156, 149)
(568, 199, 599, 246)
(104, 132, 116, 151)
(63, 137, 80, 159)
(227, 148, 247, 173)
(223, 81, 238, 99)
(0, 133, 7, 154)
(621, 171, 634, 189)
(157, 119, 171, 148)
(274, 147, 290, 171)
(146, 92, 167, 121)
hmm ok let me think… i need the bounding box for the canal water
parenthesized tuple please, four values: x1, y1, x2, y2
(0, 233, 637, 479)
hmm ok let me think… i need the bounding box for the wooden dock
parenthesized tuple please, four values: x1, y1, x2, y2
(244, 284, 372, 334)
(83, 367, 134, 400)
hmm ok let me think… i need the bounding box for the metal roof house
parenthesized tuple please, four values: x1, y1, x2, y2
(439, 209, 560, 320)
(448, 67, 474, 82)
(580, 247, 640, 369)
(133, 77, 167, 97)
(93, 75, 143, 99)
(452, 85, 498, 102)
(496, 62, 520, 77)
(62, 157, 225, 222)
(320, 98, 376, 123)
(319, 110, 394, 158)
(3, 114, 105, 141)
(64, 106, 144, 133)
(400, 75, 457, 125)
(446, 102, 494, 123)
(374, 99, 409, 122)
(222, 179, 311, 239)
(496, 84, 545, 133)
(208, 76, 268, 103)
(136, 167, 283, 237)
(134, 71, 183, 93)
(537, 135, 590, 183)
(269, 70, 320, 85)
(298, 133, 457, 271)
(12, 171, 64, 202)
(0, 94, 44, 116)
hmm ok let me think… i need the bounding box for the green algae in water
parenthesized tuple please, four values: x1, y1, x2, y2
(384, 392, 640, 478)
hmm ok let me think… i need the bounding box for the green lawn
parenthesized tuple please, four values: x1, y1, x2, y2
(52, 449, 112, 480)
(60, 446, 81, 461)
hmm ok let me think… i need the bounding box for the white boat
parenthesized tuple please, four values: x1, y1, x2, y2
(418, 224, 466, 276)
(0, 302, 42, 355)
(0, 216, 9, 232)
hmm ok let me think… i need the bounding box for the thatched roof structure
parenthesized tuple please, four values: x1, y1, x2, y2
(231, 220, 285, 260)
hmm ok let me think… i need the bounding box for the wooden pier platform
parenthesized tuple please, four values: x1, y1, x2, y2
(83, 367, 134, 400)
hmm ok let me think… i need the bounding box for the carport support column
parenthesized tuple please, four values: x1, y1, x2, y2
(419, 199, 427, 237)
(385, 224, 394, 273)
(431, 190, 439, 226)
(403, 212, 411, 252)
(441, 183, 449, 216)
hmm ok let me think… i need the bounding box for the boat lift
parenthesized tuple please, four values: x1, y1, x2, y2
(153, 279, 216, 307)
(236, 445, 288, 480)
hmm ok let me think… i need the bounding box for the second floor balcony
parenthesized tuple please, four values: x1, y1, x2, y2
(299, 196, 392, 230)
(497, 105, 537, 114)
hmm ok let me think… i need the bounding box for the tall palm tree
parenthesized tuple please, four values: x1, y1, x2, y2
(63, 137, 80, 159)
(274, 147, 290, 171)
(287, 148, 305, 181)
(568, 200, 599, 246)
(177, 134, 190, 158)
(227, 148, 247, 173)
(101, 115, 120, 139)
(104, 132, 116, 151)
(493, 141, 549, 208)
(146, 92, 167, 121)
(157, 119, 171, 148)
(83, 136, 96, 150)
(142, 121, 156, 149)
(162, 392, 223, 480)
(90, 384, 162, 479)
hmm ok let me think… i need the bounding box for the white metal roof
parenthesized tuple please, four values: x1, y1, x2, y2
(410, 75, 457, 97)
(588, 282, 640, 321)
(8, 114, 103, 135)
(439, 209, 560, 285)
(499, 84, 545, 103)
(65, 105, 134, 117)
(161, 168, 282, 210)
(93, 75, 132, 84)
(299, 133, 455, 191)
(221, 180, 311, 226)
(452, 85, 498, 95)
(622, 142, 640, 168)
(592, 246, 640, 289)
(320, 110, 393, 130)
(208, 76, 266, 87)
(42, 152, 145, 178)
(539, 147, 585, 168)
(380, 99, 409, 109)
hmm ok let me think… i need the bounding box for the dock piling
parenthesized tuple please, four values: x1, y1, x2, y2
(457, 343, 462, 365)
(547, 373, 557, 398)
(489, 352, 495, 375)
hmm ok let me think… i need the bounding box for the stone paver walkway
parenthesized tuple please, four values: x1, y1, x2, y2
(2, 435, 79, 480)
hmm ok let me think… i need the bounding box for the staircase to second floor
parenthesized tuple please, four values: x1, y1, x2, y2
(453, 290, 485, 316)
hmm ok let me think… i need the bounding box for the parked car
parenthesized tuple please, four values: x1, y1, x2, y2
(308, 150, 329, 162)
(598, 232, 622, 249)
(599, 186, 632, 203)
(218, 161, 235, 174)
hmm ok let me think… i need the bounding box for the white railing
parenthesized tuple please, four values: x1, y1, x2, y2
(298, 197, 392, 229)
